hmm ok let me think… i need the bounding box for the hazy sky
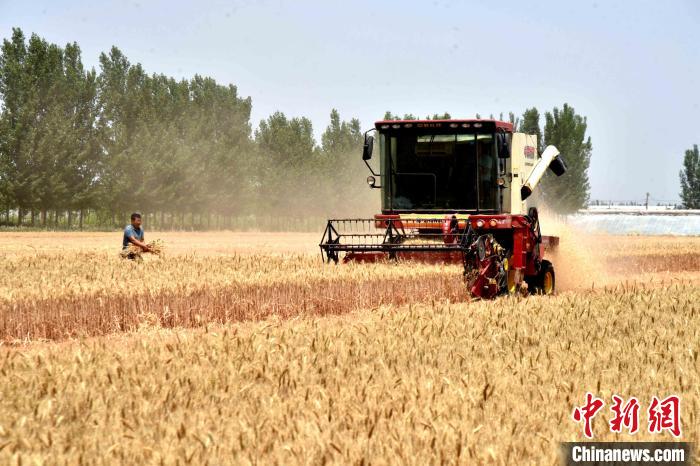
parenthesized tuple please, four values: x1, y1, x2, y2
(1, 0, 698, 202)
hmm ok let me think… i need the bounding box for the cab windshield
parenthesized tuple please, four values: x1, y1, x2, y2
(380, 131, 498, 212)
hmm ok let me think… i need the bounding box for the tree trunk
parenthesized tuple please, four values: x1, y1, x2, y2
(17, 207, 23, 226)
(79, 209, 84, 230)
(41, 210, 47, 227)
(67, 211, 73, 229)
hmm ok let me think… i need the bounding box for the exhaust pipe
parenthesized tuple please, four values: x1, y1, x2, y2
(521, 145, 567, 200)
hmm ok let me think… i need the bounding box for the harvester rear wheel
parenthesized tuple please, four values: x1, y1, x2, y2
(528, 260, 555, 295)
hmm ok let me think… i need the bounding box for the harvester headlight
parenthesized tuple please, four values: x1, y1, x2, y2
(475, 219, 485, 228)
(404, 123, 413, 128)
(489, 219, 498, 227)
(392, 124, 401, 129)
(497, 178, 505, 186)
(449, 123, 458, 128)
(381, 124, 390, 129)
(462, 123, 470, 128)
(366, 175, 376, 187)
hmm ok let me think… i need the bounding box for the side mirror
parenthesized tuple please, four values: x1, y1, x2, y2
(362, 135, 374, 161)
(497, 133, 510, 159)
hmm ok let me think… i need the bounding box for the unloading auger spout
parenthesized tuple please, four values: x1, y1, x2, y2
(520, 145, 568, 200)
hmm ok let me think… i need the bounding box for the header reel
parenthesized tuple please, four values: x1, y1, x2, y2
(319, 217, 528, 299)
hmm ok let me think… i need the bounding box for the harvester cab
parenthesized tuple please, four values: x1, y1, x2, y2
(319, 119, 567, 298)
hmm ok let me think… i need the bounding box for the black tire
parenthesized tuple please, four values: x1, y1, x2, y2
(527, 260, 556, 295)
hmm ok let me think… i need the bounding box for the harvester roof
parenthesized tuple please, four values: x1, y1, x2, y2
(374, 119, 513, 132)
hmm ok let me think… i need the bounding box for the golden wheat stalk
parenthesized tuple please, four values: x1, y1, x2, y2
(119, 239, 165, 260)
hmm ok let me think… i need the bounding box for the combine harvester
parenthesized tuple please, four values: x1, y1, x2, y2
(320, 119, 567, 298)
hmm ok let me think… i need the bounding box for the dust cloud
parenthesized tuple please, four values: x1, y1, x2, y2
(539, 210, 611, 292)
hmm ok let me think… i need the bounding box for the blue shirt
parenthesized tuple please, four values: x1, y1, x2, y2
(123, 224, 144, 249)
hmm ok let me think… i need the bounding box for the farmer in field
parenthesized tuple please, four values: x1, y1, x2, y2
(121, 212, 149, 259)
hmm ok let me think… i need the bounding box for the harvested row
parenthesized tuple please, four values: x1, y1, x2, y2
(1, 273, 466, 342)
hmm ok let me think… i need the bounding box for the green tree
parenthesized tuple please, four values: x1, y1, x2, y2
(318, 109, 375, 216)
(505, 112, 519, 131)
(426, 112, 451, 120)
(382, 112, 452, 120)
(27, 34, 63, 225)
(541, 104, 592, 213)
(255, 112, 317, 216)
(680, 144, 700, 209)
(519, 107, 542, 153)
(55, 42, 100, 227)
(0, 28, 35, 224)
(383, 111, 417, 120)
(0, 29, 28, 221)
(96, 47, 146, 224)
(176, 75, 253, 223)
(1, 30, 97, 226)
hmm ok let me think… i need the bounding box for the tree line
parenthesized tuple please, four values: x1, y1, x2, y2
(680, 145, 700, 209)
(0, 28, 375, 230)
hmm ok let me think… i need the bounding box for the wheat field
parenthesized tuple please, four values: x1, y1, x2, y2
(0, 230, 699, 464)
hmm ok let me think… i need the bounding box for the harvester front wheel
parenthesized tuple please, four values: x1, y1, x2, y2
(528, 260, 555, 295)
